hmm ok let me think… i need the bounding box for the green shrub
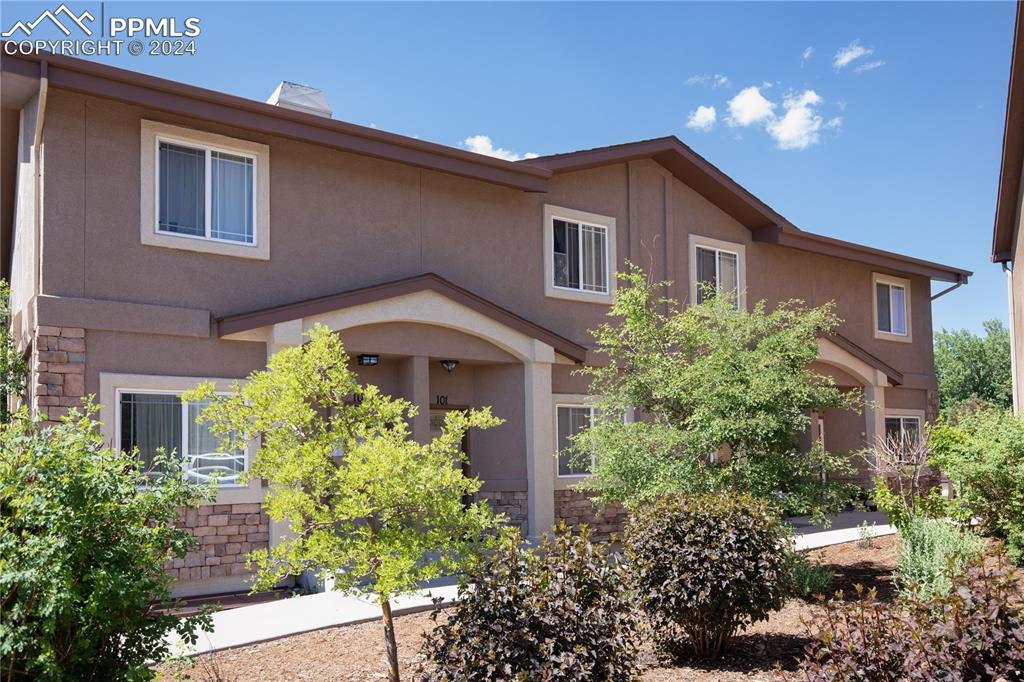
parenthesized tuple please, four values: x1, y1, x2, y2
(798, 555, 1024, 680)
(624, 493, 789, 660)
(929, 404, 1024, 564)
(418, 524, 642, 681)
(895, 516, 984, 599)
(784, 550, 834, 599)
(0, 407, 211, 681)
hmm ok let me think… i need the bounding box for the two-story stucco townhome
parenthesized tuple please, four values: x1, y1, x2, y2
(1, 48, 971, 597)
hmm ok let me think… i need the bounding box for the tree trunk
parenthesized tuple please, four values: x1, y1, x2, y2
(381, 597, 400, 682)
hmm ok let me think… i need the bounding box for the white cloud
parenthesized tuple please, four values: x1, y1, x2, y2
(802, 46, 814, 61)
(462, 134, 537, 161)
(766, 90, 825, 150)
(686, 105, 717, 131)
(726, 86, 775, 127)
(686, 73, 731, 88)
(854, 59, 885, 73)
(833, 39, 873, 69)
(825, 116, 843, 130)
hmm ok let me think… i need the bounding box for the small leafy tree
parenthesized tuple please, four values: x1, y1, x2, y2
(576, 265, 861, 519)
(934, 320, 1013, 412)
(186, 325, 503, 682)
(0, 280, 27, 423)
(0, 405, 210, 681)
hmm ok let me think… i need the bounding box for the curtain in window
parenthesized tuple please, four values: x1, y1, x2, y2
(718, 251, 738, 299)
(696, 247, 718, 303)
(553, 219, 580, 289)
(876, 283, 892, 333)
(120, 393, 183, 474)
(557, 406, 593, 476)
(187, 400, 244, 483)
(158, 143, 205, 236)
(211, 151, 254, 243)
(890, 286, 906, 335)
(581, 225, 607, 293)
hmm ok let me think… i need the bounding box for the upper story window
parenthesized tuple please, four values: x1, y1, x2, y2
(689, 234, 746, 308)
(543, 205, 617, 303)
(873, 273, 912, 342)
(158, 142, 255, 244)
(118, 389, 248, 486)
(141, 120, 270, 260)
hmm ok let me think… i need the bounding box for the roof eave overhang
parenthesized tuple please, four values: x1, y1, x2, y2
(754, 225, 971, 284)
(992, 1, 1024, 263)
(0, 47, 550, 192)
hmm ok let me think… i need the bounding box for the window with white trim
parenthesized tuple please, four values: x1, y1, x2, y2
(552, 218, 609, 294)
(884, 415, 920, 444)
(118, 390, 247, 485)
(157, 139, 256, 245)
(556, 405, 596, 477)
(875, 280, 908, 336)
(695, 245, 739, 305)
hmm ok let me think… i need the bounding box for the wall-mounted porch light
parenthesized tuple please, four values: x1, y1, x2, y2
(357, 354, 380, 366)
(440, 359, 459, 373)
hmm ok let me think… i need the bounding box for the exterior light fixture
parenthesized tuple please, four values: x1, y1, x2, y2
(440, 359, 459, 373)
(357, 354, 380, 366)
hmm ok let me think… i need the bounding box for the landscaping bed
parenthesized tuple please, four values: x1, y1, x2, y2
(157, 535, 899, 681)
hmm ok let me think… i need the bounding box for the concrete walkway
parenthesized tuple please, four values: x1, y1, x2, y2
(170, 511, 895, 656)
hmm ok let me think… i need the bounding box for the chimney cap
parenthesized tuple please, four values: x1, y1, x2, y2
(266, 81, 332, 118)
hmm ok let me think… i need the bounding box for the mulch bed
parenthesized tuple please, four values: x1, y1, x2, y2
(156, 535, 899, 682)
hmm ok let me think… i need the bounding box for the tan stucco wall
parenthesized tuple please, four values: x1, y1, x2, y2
(1009, 165, 1024, 413)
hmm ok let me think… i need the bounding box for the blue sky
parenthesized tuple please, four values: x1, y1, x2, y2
(2, 1, 1016, 334)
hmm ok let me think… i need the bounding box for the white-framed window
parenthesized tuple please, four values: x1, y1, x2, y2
(873, 273, 912, 342)
(543, 205, 616, 303)
(117, 389, 247, 486)
(556, 404, 596, 477)
(140, 120, 270, 260)
(689, 234, 746, 308)
(884, 415, 921, 444)
(157, 139, 256, 245)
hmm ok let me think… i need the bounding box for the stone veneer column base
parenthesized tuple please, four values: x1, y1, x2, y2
(476, 490, 529, 535)
(554, 489, 628, 542)
(167, 503, 271, 583)
(32, 326, 86, 423)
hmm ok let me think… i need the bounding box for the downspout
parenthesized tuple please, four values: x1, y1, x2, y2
(33, 60, 48, 320)
(1006, 261, 1019, 415)
(930, 277, 964, 301)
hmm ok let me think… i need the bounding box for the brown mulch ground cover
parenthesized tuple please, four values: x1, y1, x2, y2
(156, 535, 899, 682)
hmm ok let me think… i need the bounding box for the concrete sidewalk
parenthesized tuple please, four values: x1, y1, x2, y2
(170, 513, 896, 656)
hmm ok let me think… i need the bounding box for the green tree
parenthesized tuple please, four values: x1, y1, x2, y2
(0, 280, 28, 423)
(934, 319, 1012, 412)
(186, 325, 503, 682)
(0, 406, 211, 681)
(575, 265, 861, 519)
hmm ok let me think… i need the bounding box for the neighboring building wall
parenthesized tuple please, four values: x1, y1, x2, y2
(1010, 174, 1024, 414)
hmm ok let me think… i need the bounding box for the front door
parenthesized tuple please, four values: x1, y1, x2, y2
(430, 408, 472, 503)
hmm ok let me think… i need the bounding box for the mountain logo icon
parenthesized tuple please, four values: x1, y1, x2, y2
(3, 4, 95, 38)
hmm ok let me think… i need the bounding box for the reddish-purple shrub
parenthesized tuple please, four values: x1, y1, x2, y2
(797, 557, 1024, 681)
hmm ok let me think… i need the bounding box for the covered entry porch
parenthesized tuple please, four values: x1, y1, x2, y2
(218, 273, 588, 538)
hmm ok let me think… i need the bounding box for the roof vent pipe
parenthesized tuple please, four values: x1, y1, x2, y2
(266, 81, 332, 118)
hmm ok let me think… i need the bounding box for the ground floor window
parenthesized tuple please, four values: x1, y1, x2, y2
(556, 405, 596, 477)
(884, 415, 921, 445)
(118, 390, 246, 484)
